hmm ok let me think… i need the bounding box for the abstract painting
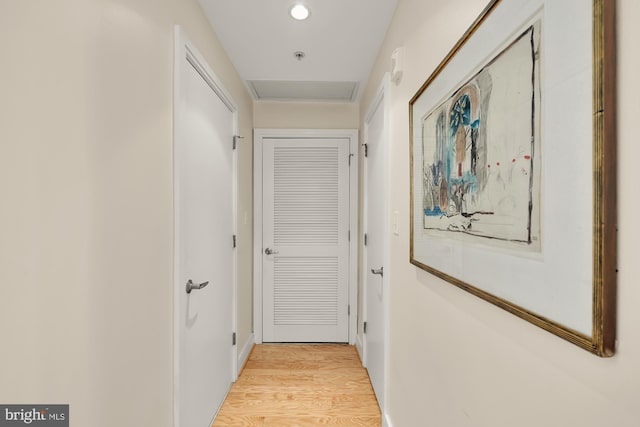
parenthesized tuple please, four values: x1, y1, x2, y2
(409, 0, 617, 356)
(421, 22, 540, 249)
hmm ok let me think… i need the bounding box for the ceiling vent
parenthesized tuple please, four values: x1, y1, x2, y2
(247, 80, 359, 102)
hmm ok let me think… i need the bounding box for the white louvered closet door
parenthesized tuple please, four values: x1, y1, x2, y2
(263, 138, 350, 342)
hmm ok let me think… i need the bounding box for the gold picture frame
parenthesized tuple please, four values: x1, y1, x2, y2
(409, 0, 616, 356)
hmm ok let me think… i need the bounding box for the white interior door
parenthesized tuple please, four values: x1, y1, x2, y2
(262, 138, 350, 342)
(175, 29, 235, 427)
(364, 79, 388, 410)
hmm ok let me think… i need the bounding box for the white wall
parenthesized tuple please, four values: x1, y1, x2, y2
(360, 0, 640, 425)
(0, 1, 253, 426)
(254, 101, 359, 129)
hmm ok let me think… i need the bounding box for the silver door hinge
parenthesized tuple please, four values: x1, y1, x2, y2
(363, 143, 368, 157)
(232, 332, 236, 346)
(363, 322, 368, 334)
(348, 230, 351, 242)
(233, 234, 237, 248)
(233, 135, 244, 150)
(348, 304, 351, 316)
(364, 233, 368, 246)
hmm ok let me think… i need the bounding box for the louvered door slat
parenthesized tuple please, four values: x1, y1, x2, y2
(274, 257, 338, 325)
(274, 146, 339, 246)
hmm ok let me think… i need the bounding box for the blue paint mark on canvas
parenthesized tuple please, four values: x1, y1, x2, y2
(425, 207, 444, 217)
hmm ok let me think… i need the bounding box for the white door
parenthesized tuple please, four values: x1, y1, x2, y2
(175, 29, 235, 427)
(364, 80, 388, 410)
(262, 138, 350, 342)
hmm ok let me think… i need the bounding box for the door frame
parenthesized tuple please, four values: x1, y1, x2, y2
(253, 128, 359, 344)
(173, 26, 238, 427)
(361, 74, 391, 419)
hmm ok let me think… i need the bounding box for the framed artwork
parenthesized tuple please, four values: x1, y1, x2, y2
(409, 0, 616, 356)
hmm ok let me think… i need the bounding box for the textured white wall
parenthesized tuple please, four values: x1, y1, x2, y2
(359, 0, 640, 425)
(0, 1, 253, 426)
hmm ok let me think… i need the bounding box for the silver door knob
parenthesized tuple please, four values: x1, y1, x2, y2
(265, 248, 279, 255)
(371, 267, 384, 277)
(186, 279, 209, 294)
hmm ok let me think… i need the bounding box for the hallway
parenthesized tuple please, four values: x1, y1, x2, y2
(212, 345, 381, 426)
(3, 1, 636, 426)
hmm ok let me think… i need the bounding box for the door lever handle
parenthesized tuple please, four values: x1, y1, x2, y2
(186, 279, 209, 294)
(265, 248, 279, 255)
(371, 267, 384, 277)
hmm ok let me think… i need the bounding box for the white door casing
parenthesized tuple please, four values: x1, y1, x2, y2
(363, 75, 390, 414)
(254, 129, 359, 344)
(174, 27, 237, 427)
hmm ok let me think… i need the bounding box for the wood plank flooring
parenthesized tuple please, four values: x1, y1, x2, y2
(212, 344, 381, 427)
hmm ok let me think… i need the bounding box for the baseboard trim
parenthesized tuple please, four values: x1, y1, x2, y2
(355, 334, 365, 366)
(237, 333, 255, 376)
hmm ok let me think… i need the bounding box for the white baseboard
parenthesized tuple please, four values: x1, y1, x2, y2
(355, 333, 365, 366)
(383, 413, 393, 427)
(237, 332, 255, 376)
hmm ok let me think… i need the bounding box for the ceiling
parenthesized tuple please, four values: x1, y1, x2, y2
(197, 0, 398, 102)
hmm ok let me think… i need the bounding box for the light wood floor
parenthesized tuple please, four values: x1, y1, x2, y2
(212, 344, 381, 427)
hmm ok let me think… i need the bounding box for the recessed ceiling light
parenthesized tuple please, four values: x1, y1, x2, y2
(290, 4, 310, 21)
